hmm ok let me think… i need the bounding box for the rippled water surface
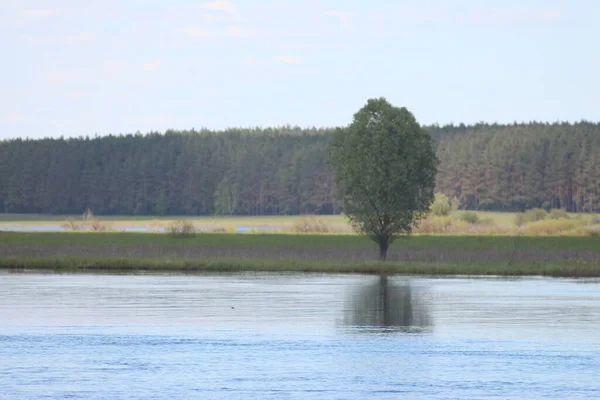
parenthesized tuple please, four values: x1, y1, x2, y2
(1, 272, 600, 399)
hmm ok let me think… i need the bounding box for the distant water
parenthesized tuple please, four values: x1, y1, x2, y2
(0, 225, 66, 232)
(0, 225, 277, 233)
(1, 272, 600, 399)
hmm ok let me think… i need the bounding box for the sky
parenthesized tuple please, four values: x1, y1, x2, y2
(1, 0, 599, 139)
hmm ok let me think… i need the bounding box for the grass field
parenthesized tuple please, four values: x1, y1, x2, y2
(0, 231, 598, 277)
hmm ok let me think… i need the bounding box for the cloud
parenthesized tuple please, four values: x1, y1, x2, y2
(1, 113, 25, 124)
(325, 10, 357, 30)
(272, 55, 301, 64)
(202, 1, 238, 14)
(243, 57, 258, 66)
(142, 61, 161, 72)
(20, 8, 63, 18)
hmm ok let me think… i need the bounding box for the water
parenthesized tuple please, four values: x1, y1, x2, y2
(0, 225, 278, 233)
(1, 272, 600, 399)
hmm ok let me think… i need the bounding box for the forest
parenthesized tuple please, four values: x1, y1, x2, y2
(0, 122, 598, 215)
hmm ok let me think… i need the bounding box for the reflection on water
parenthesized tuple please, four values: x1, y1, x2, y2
(343, 276, 432, 333)
(2, 273, 600, 399)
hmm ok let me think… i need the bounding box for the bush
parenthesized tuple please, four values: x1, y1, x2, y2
(414, 216, 471, 234)
(548, 209, 570, 220)
(62, 209, 111, 231)
(62, 218, 82, 231)
(521, 219, 585, 236)
(290, 216, 332, 233)
(166, 220, 196, 238)
(457, 212, 479, 224)
(430, 193, 452, 217)
(514, 208, 547, 226)
(89, 219, 110, 232)
(415, 216, 452, 234)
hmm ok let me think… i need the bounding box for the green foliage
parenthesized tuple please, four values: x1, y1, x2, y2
(166, 220, 196, 238)
(457, 212, 479, 224)
(547, 209, 570, 220)
(1, 122, 600, 216)
(328, 98, 438, 260)
(514, 208, 548, 226)
(155, 192, 168, 216)
(213, 176, 238, 215)
(431, 193, 452, 216)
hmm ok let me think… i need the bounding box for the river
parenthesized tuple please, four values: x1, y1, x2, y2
(1, 272, 599, 399)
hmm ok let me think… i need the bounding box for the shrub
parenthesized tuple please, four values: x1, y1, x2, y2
(62, 218, 82, 231)
(414, 216, 474, 234)
(478, 218, 495, 225)
(449, 196, 461, 212)
(290, 216, 332, 233)
(166, 220, 196, 238)
(415, 216, 452, 234)
(587, 230, 600, 238)
(521, 219, 584, 236)
(62, 209, 111, 231)
(514, 208, 547, 226)
(89, 219, 110, 232)
(430, 193, 452, 216)
(548, 209, 570, 220)
(457, 212, 479, 224)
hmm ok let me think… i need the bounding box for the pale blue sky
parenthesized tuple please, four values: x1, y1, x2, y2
(1, 0, 599, 138)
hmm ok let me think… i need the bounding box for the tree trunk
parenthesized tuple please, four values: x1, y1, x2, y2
(378, 239, 389, 262)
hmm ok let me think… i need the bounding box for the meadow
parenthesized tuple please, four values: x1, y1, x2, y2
(0, 230, 598, 277)
(0, 211, 598, 277)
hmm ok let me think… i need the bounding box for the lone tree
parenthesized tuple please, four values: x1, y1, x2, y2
(328, 98, 437, 261)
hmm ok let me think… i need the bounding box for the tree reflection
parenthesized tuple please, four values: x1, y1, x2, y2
(343, 276, 432, 333)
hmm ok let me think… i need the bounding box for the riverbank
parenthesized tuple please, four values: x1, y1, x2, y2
(2, 256, 599, 277)
(0, 232, 598, 277)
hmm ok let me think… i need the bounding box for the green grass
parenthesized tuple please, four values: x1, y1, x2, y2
(1, 231, 599, 250)
(0, 231, 598, 277)
(1, 256, 598, 278)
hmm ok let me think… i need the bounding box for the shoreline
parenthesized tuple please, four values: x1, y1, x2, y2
(1, 257, 598, 278)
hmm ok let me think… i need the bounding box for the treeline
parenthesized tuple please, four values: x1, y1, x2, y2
(0, 122, 599, 215)
(435, 122, 600, 212)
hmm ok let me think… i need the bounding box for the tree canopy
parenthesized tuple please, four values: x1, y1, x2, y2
(328, 98, 438, 261)
(0, 122, 599, 216)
